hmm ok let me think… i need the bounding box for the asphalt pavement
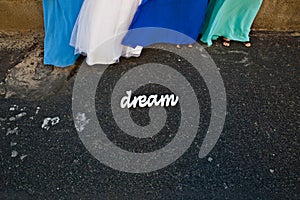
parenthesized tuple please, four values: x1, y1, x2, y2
(0, 31, 299, 199)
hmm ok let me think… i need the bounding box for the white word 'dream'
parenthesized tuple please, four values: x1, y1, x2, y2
(120, 90, 179, 109)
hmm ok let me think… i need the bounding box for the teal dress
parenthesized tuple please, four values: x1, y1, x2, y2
(201, 0, 263, 46)
(43, 0, 83, 67)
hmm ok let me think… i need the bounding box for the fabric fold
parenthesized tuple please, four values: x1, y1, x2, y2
(123, 0, 208, 47)
(43, 0, 83, 67)
(70, 0, 141, 65)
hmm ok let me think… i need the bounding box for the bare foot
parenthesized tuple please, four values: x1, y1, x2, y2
(222, 38, 230, 47)
(176, 44, 181, 49)
(244, 42, 252, 48)
(188, 44, 193, 48)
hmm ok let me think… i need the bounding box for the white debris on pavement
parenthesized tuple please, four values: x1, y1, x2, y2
(0, 117, 6, 127)
(11, 150, 18, 158)
(15, 112, 27, 119)
(10, 142, 17, 147)
(6, 127, 19, 136)
(269, 169, 275, 173)
(51, 117, 60, 125)
(8, 112, 27, 121)
(208, 157, 213, 162)
(75, 113, 90, 133)
(9, 117, 16, 121)
(41, 118, 50, 130)
(20, 155, 28, 160)
(9, 105, 19, 111)
(35, 106, 41, 115)
(223, 183, 229, 190)
(42, 117, 60, 131)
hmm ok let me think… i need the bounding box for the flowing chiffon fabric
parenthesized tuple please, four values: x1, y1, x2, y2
(200, 0, 263, 46)
(70, 0, 142, 65)
(123, 0, 208, 47)
(43, 0, 83, 67)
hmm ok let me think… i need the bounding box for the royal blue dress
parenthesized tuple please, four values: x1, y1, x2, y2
(123, 0, 208, 47)
(43, 0, 83, 67)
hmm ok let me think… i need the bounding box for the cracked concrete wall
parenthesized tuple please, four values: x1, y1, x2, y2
(0, 0, 299, 31)
(0, 0, 44, 31)
(253, 0, 300, 31)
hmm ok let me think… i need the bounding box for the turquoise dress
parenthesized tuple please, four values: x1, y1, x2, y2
(201, 0, 263, 46)
(43, 0, 83, 67)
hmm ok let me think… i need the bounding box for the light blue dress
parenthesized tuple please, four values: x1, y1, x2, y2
(43, 0, 83, 67)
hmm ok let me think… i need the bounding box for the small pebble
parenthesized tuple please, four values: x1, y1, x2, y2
(20, 155, 28, 160)
(35, 107, 41, 115)
(11, 150, 18, 158)
(15, 112, 27, 119)
(9, 117, 16, 121)
(9, 105, 18, 111)
(42, 117, 60, 130)
(223, 183, 229, 190)
(6, 127, 19, 136)
(10, 142, 17, 147)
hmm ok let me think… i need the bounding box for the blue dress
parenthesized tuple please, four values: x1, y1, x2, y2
(43, 0, 83, 67)
(123, 0, 208, 47)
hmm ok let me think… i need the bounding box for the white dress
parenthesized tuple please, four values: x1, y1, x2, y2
(70, 0, 142, 65)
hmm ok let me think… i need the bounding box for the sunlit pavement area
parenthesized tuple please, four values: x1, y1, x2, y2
(0, 31, 299, 199)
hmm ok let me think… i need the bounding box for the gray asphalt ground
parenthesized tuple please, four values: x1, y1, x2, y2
(0, 31, 299, 199)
